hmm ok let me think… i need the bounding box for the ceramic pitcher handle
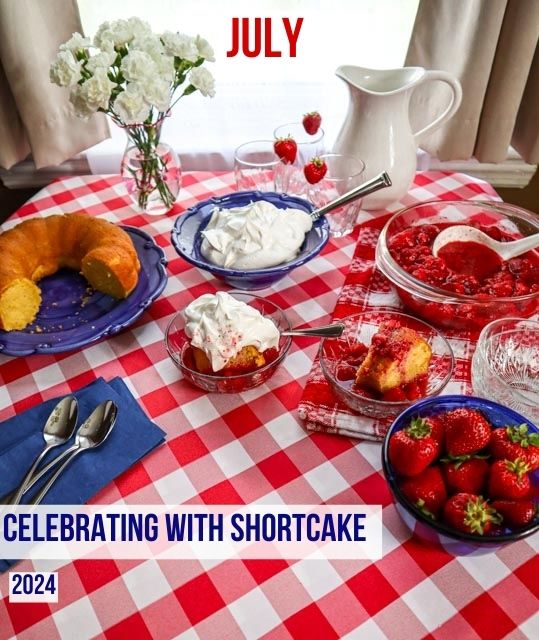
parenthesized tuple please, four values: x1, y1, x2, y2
(413, 70, 463, 142)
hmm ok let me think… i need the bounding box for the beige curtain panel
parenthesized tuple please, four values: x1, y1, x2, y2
(0, 0, 109, 170)
(406, 0, 539, 163)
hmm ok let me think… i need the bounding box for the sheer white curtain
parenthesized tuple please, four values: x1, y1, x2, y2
(406, 0, 539, 162)
(0, 0, 108, 170)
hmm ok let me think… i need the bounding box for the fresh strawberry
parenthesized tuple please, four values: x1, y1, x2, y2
(388, 416, 443, 476)
(443, 408, 492, 456)
(302, 111, 322, 135)
(401, 466, 447, 518)
(491, 500, 538, 528)
(441, 455, 489, 495)
(443, 492, 501, 535)
(488, 458, 531, 499)
(274, 136, 297, 164)
(490, 424, 539, 471)
(303, 157, 328, 184)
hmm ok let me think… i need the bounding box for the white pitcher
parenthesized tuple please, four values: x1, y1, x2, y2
(333, 65, 462, 210)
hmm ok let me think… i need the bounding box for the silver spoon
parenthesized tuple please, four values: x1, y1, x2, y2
(433, 225, 539, 262)
(309, 172, 392, 222)
(282, 323, 345, 338)
(28, 400, 118, 506)
(10, 396, 78, 506)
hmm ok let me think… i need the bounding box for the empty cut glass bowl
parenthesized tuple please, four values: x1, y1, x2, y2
(164, 292, 292, 393)
(376, 200, 539, 332)
(319, 310, 454, 419)
(170, 190, 330, 290)
(472, 317, 539, 422)
(382, 395, 539, 555)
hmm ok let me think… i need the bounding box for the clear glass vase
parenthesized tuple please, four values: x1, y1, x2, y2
(121, 123, 181, 215)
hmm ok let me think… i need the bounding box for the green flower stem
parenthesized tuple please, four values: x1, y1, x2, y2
(124, 120, 176, 212)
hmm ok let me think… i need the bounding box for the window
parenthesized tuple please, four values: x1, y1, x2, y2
(79, 0, 419, 172)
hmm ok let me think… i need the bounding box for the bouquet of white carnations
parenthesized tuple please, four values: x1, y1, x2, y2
(50, 17, 215, 214)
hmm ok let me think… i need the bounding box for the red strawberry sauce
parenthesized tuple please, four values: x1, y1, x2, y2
(387, 222, 539, 330)
(436, 241, 503, 281)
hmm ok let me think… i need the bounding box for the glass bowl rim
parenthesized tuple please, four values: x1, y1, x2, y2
(475, 316, 539, 406)
(164, 291, 293, 382)
(318, 309, 455, 407)
(376, 199, 539, 303)
(234, 139, 280, 168)
(382, 394, 539, 544)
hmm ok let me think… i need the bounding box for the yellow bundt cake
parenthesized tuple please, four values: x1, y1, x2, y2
(0, 213, 141, 331)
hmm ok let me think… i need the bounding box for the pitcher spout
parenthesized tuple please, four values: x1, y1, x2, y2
(335, 64, 425, 95)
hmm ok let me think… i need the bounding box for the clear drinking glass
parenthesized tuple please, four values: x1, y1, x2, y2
(305, 154, 365, 237)
(234, 140, 281, 192)
(273, 122, 325, 195)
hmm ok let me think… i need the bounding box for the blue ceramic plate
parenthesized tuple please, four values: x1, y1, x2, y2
(0, 227, 167, 356)
(171, 191, 330, 290)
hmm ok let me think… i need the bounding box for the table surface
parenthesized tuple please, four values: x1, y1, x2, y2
(0, 171, 537, 640)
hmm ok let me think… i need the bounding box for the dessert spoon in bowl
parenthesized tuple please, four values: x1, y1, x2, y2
(309, 171, 392, 222)
(282, 323, 345, 338)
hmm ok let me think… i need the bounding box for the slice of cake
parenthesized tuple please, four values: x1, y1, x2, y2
(355, 320, 432, 394)
(183, 292, 280, 375)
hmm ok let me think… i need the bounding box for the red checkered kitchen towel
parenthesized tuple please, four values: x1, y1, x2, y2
(298, 182, 504, 440)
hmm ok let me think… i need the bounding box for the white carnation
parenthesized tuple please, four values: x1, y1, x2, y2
(113, 83, 150, 124)
(132, 34, 164, 60)
(127, 17, 152, 41)
(94, 19, 132, 49)
(59, 32, 91, 53)
(161, 31, 199, 62)
(189, 67, 215, 97)
(49, 51, 82, 87)
(195, 35, 215, 62)
(86, 50, 116, 73)
(142, 77, 171, 112)
(121, 50, 156, 82)
(69, 85, 96, 119)
(69, 68, 114, 118)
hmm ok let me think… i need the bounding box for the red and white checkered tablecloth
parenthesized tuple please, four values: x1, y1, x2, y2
(0, 171, 537, 640)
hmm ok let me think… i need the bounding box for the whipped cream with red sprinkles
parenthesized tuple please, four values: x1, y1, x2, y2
(182, 292, 280, 371)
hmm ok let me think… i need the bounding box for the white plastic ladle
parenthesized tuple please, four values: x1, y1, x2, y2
(433, 225, 539, 262)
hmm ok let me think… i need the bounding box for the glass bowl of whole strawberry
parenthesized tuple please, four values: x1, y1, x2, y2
(171, 190, 329, 290)
(382, 395, 539, 554)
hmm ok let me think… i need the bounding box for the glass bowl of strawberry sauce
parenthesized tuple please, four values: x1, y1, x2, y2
(376, 200, 539, 332)
(165, 292, 292, 393)
(319, 310, 454, 419)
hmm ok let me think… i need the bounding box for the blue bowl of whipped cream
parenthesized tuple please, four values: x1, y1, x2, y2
(171, 191, 330, 290)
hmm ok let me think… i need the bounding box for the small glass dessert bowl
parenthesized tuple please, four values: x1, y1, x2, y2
(472, 317, 539, 423)
(319, 310, 454, 419)
(164, 291, 292, 393)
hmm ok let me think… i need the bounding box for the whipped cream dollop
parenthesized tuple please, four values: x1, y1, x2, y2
(183, 292, 280, 372)
(200, 200, 313, 270)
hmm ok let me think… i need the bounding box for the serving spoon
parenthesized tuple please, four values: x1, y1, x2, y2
(309, 172, 392, 222)
(10, 396, 78, 506)
(28, 400, 118, 506)
(433, 226, 539, 262)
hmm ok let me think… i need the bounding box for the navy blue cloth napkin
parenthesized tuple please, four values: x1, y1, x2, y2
(0, 376, 166, 572)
